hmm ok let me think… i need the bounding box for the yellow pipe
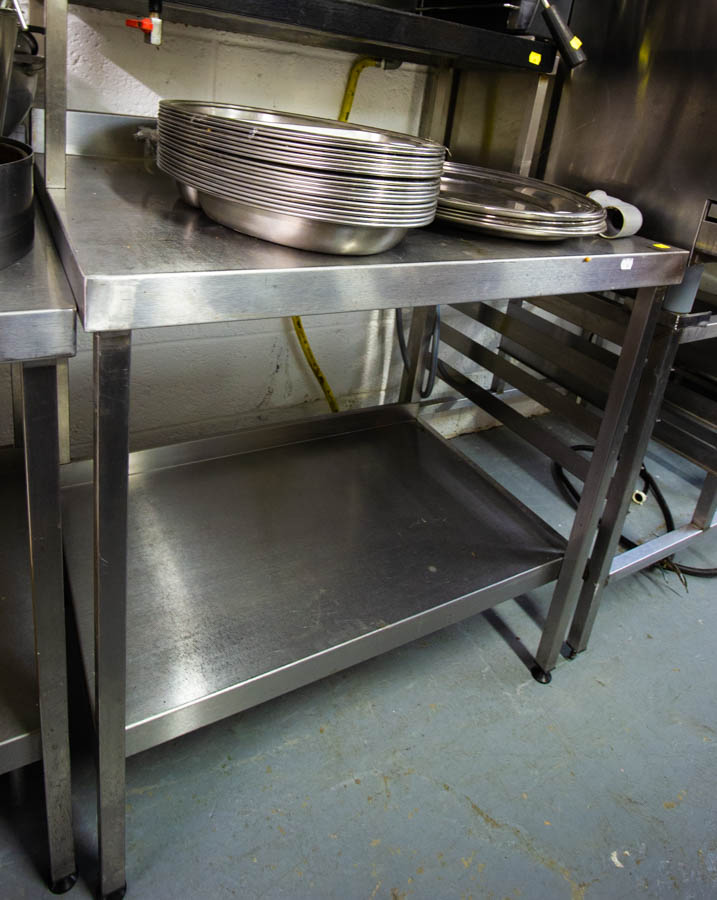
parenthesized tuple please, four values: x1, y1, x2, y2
(338, 57, 381, 122)
(291, 56, 383, 414)
(291, 315, 340, 413)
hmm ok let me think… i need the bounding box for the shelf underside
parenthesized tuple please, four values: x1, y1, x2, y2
(62, 412, 566, 756)
(71, 0, 556, 71)
(0, 453, 41, 774)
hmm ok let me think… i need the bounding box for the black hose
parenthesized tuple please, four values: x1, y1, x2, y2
(552, 446, 717, 578)
(17, 29, 39, 55)
(395, 306, 442, 399)
(395, 307, 410, 370)
(421, 306, 441, 399)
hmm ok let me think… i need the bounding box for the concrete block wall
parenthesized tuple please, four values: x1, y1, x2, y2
(2, 6, 505, 454)
(67, 8, 427, 130)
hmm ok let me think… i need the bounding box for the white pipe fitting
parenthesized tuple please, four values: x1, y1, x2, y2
(588, 189, 643, 239)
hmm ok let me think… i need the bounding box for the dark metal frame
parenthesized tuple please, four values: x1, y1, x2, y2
(69, 0, 557, 71)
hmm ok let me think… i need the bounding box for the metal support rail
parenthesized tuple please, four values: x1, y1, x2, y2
(430, 288, 666, 677)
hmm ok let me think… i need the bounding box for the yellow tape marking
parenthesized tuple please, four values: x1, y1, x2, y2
(653, 243, 671, 249)
(570, 35, 583, 50)
(528, 51, 542, 66)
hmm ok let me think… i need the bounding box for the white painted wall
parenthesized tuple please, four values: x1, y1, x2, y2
(2, 6, 501, 454)
(66, 8, 427, 132)
(3, 6, 433, 454)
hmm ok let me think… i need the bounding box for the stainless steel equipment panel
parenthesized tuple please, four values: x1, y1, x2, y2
(545, 0, 717, 254)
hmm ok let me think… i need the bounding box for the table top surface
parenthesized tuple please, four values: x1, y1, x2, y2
(0, 208, 76, 362)
(41, 156, 689, 333)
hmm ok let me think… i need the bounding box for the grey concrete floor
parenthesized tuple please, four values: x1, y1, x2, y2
(1, 428, 716, 900)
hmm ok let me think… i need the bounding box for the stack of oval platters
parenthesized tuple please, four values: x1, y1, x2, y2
(157, 100, 446, 255)
(437, 162, 607, 241)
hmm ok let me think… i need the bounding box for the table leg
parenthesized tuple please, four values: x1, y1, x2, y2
(566, 321, 680, 655)
(57, 359, 71, 466)
(693, 472, 717, 530)
(533, 287, 665, 681)
(21, 361, 78, 893)
(93, 332, 132, 900)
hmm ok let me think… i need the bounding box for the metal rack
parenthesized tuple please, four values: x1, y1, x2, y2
(483, 291, 717, 657)
(565, 296, 717, 654)
(0, 210, 78, 893)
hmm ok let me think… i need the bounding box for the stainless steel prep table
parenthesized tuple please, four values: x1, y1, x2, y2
(0, 209, 78, 893)
(39, 155, 688, 899)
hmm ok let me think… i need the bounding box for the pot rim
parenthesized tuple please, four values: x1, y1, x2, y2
(0, 136, 34, 167)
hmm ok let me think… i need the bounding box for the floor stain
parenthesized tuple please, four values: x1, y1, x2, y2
(382, 774, 392, 808)
(664, 791, 686, 810)
(445, 784, 593, 900)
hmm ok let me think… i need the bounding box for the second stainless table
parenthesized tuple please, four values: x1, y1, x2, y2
(0, 208, 78, 893)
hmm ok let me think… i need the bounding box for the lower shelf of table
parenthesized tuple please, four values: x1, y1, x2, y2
(0, 451, 41, 774)
(62, 407, 567, 757)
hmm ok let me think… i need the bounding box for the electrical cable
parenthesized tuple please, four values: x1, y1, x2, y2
(288, 56, 384, 414)
(338, 57, 381, 122)
(395, 306, 443, 398)
(17, 28, 38, 55)
(396, 308, 410, 369)
(422, 305, 441, 398)
(552, 445, 717, 578)
(291, 315, 340, 413)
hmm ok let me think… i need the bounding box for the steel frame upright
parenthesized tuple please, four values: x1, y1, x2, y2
(16, 362, 78, 893)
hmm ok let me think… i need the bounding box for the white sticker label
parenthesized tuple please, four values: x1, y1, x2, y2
(620, 258, 634, 270)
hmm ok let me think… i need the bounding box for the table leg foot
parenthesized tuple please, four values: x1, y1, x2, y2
(531, 664, 552, 684)
(50, 870, 79, 894)
(101, 883, 127, 900)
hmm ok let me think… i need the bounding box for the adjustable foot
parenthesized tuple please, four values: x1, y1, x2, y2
(50, 871, 78, 894)
(102, 884, 127, 900)
(566, 645, 582, 660)
(531, 664, 552, 684)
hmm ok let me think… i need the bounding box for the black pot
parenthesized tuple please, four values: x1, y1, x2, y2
(3, 31, 43, 137)
(0, 136, 33, 270)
